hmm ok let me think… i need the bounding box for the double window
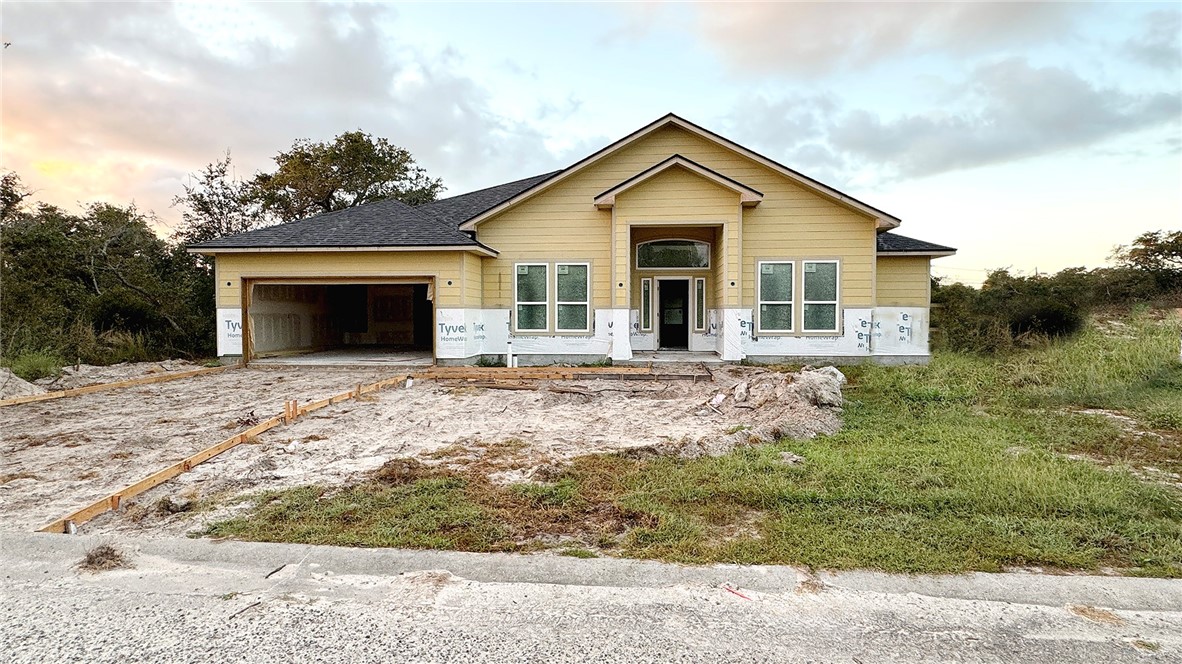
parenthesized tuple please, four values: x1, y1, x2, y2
(514, 262, 590, 333)
(756, 260, 840, 334)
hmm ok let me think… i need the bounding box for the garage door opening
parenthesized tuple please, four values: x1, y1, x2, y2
(246, 281, 434, 365)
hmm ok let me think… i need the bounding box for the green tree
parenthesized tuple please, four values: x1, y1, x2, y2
(0, 171, 32, 222)
(1113, 230, 1182, 291)
(252, 130, 444, 222)
(1, 195, 214, 364)
(172, 154, 265, 249)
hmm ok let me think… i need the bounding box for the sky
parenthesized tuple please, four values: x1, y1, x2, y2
(2, 1, 1180, 284)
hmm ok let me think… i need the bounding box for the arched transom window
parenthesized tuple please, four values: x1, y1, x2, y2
(636, 239, 711, 269)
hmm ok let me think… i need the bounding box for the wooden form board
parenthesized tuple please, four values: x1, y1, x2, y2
(34, 364, 681, 534)
(36, 374, 410, 534)
(0, 365, 237, 409)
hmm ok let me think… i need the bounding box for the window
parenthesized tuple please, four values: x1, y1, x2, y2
(640, 278, 652, 331)
(757, 261, 793, 333)
(802, 261, 839, 332)
(515, 264, 547, 331)
(636, 240, 710, 269)
(694, 278, 706, 331)
(556, 263, 590, 331)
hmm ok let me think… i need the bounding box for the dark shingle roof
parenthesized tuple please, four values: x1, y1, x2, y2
(876, 231, 956, 254)
(189, 171, 561, 250)
(190, 170, 952, 255)
(415, 171, 561, 227)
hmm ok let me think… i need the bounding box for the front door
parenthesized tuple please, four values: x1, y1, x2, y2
(658, 279, 689, 350)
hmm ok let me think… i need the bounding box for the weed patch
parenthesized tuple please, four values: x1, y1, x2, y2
(78, 544, 131, 572)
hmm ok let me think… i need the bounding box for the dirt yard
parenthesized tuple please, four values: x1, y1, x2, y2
(0, 363, 843, 536)
(0, 366, 403, 531)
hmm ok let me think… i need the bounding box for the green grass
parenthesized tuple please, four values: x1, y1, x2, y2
(3, 351, 65, 381)
(206, 479, 507, 550)
(205, 313, 1182, 576)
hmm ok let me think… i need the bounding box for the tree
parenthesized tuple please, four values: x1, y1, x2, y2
(2, 193, 215, 363)
(172, 154, 265, 249)
(1, 171, 32, 222)
(252, 130, 444, 222)
(1113, 230, 1182, 291)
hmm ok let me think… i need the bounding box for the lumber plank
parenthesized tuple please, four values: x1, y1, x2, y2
(33, 363, 699, 534)
(36, 374, 398, 534)
(0, 365, 237, 408)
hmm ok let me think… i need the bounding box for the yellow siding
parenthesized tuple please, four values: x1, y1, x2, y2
(461, 252, 483, 307)
(214, 251, 467, 308)
(875, 256, 932, 307)
(477, 124, 878, 319)
(477, 174, 613, 311)
(616, 170, 737, 309)
(614, 167, 738, 222)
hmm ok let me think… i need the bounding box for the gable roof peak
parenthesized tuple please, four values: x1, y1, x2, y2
(459, 113, 902, 231)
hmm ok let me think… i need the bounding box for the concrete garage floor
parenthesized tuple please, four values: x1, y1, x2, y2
(253, 348, 434, 367)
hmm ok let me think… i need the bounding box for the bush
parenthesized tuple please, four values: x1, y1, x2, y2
(932, 261, 1180, 354)
(5, 351, 65, 381)
(1007, 299, 1086, 338)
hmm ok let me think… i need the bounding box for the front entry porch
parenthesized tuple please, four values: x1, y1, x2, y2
(623, 350, 726, 364)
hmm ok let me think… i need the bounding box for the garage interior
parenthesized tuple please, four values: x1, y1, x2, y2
(247, 281, 434, 365)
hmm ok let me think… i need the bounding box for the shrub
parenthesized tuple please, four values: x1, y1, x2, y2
(1007, 299, 1087, 338)
(5, 351, 65, 381)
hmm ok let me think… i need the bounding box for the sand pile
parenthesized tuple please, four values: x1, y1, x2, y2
(33, 360, 201, 390)
(0, 369, 46, 399)
(628, 365, 845, 459)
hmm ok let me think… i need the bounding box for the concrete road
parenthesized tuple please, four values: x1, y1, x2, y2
(2, 532, 1180, 663)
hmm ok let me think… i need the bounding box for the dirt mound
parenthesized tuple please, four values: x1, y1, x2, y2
(629, 366, 845, 460)
(0, 368, 47, 399)
(33, 359, 201, 391)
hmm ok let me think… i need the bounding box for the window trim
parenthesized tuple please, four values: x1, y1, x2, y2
(640, 278, 653, 332)
(635, 238, 711, 271)
(694, 277, 706, 332)
(513, 262, 549, 333)
(756, 260, 795, 334)
(555, 262, 591, 333)
(801, 260, 840, 333)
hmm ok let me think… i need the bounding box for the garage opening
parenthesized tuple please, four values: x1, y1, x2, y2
(246, 280, 434, 365)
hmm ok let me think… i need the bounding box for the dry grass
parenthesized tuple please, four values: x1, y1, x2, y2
(1068, 604, 1124, 625)
(78, 544, 131, 572)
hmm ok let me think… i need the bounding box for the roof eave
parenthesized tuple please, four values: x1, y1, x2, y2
(188, 244, 498, 257)
(877, 250, 957, 258)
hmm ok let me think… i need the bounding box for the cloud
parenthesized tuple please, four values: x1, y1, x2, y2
(728, 58, 1180, 184)
(830, 58, 1181, 177)
(693, 2, 1086, 75)
(0, 2, 572, 228)
(1125, 9, 1182, 70)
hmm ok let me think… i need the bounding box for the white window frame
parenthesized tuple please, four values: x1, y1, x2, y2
(694, 277, 706, 332)
(756, 260, 794, 334)
(555, 262, 591, 333)
(640, 278, 653, 332)
(514, 263, 548, 333)
(635, 239, 711, 271)
(801, 260, 840, 333)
